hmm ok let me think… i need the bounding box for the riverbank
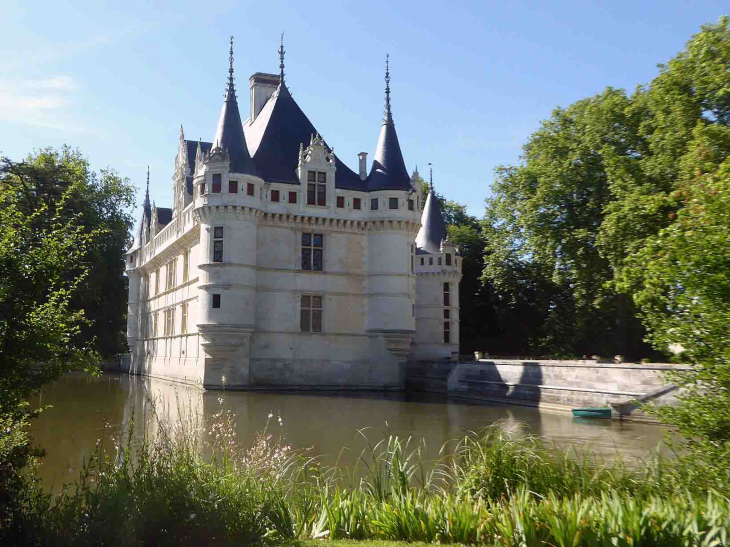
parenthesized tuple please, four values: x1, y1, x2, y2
(7, 391, 729, 546)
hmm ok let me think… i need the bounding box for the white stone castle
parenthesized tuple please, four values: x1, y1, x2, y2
(125, 38, 462, 389)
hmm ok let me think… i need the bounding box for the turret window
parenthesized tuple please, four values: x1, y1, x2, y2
(247, 183, 255, 196)
(438, 257, 442, 266)
(444, 321, 450, 344)
(353, 198, 361, 210)
(443, 282, 450, 307)
(229, 180, 238, 193)
(271, 190, 280, 202)
(300, 295, 322, 333)
(213, 226, 223, 262)
(446, 253, 452, 266)
(408, 199, 414, 211)
(212, 294, 221, 309)
(371, 198, 378, 210)
(289, 191, 297, 204)
(420, 258, 424, 265)
(429, 257, 433, 265)
(389, 198, 398, 210)
(336, 196, 345, 208)
(301, 233, 323, 271)
(307, 171, 326, 206)
(212, 173, 222, 193)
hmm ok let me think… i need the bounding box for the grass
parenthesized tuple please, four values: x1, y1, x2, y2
(6, 389, 730, 546)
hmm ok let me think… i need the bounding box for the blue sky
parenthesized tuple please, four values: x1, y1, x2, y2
(1, 1, 726, 219)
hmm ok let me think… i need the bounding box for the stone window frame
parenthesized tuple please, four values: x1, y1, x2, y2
(153, 311, 158, 338)
(336, 196, 345, 208)
(289, 191, 297, 204)
(371, 198, 379, 211)
(212, 173, 222, 193)
(307, 171, 327, 206)
(389, 197, 399, 210)
(247, 182, 255, 196)
(353, 197, 361, 210)
(444, 320, 450, 344)
(155, 268, 160, 295)
(163, 307, 175, 337)
(229, 180, 238, 193)
(446, 253, 452, 266)
(213, 226, 224, 263)
(183, 250, 190, 283)
(271, 189, 280, 202)
(212, 294, 221, 309)
(408, 199, 414, 211)
(300, 232, 324, 272)
(443, 282, 450, 307)
(300, 294, 323, 333)
(181, 302, 188, 334)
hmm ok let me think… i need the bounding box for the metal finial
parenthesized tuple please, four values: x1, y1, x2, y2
(384, 54, 391, 122)
(279, 32, 286, 84)
(428, 163, 433, 191)
(226, 36, 235, 98)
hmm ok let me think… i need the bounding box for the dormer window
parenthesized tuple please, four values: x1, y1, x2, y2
(212, 173, 222, 193)
(307, 171, 326, 206)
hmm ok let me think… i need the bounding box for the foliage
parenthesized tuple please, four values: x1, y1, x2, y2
(1, 147, 135, 359)
(9, 411, 730, 546)
(0, 162, 100, 532)
(481, 17, 730, 361)
(0, 147, 134, 533)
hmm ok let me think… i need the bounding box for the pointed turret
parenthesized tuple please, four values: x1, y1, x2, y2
(143, 165, 152, 221)
(415, 166, 447, 254)
(367, 55, 411, 191)
(213, 36, 258, 175)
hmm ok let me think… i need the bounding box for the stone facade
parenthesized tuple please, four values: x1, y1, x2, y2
(125, 40, 459, 390)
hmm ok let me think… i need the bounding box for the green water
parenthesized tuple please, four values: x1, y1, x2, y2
(29, 372, 667, 489)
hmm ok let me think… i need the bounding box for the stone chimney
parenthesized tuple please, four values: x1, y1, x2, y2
(249, 73, 280, 123)
(358, 152, 368, 180)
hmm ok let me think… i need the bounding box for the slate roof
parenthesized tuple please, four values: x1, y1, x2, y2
(214, 79, 258, 176)
(367, 114, 411, 191)
(157, 207, 172, 226)
(415, 189, 447, 255)
(245, 82, 365, 190)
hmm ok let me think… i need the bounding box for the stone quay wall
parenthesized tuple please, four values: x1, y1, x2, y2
(406, 359, 690, 421)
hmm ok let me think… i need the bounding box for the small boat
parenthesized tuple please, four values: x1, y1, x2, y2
(571, 407, 611, 419)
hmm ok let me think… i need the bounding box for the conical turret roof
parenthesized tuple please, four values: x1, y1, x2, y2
(213, 37, 258, 176)
(367, 56, 411, 191)
(415, 188, 447, 255)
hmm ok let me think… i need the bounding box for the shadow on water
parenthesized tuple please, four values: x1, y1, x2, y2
(28, 372, 668, 491)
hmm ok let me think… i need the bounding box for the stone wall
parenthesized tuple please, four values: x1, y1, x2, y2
(407, 359, 689, 421)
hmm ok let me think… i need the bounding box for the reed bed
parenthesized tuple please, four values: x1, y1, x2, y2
(9, 392, 730, 546)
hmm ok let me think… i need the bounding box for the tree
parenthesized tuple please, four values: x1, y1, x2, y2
(4, 148, 135, 358)
(0, 158, 100, 528)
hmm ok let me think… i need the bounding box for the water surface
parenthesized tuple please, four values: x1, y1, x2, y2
(30, 373, 667, 489)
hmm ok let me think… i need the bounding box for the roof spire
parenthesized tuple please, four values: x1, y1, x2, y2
(226, 36, 236, 100)
(279, 32, 286, 85)
(429, 162, 434, 191)
(384, 54, 392, 123)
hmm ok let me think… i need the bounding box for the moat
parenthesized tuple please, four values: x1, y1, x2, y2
(30, 372, 667, 489)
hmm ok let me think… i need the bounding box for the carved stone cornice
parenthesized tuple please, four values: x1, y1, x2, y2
(415, 270, 462, 280)
(194, 204, 261, 223)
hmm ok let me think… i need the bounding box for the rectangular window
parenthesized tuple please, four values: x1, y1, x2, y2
(155, 269, 160, 295)
(212, 173, 222, 193)
(229, 180, 238, 193)
(213, 226, 223, 263)
(443, 282, 450, 307)
(212, 294, 221, 309)
(336, 196, 345, 208)
(389, 197, 399, 210)
(181, 303, 188, 334)
(129, 255, 133, 263)
(289, 191, 297, 204)
(429, 257, 433, 265)
(438, 257, 442, 265)
(420, 257, 424, 265)
(371, 198, 378, 210)
(247, 182, 255, 196)
(353, 198, 361, 210)
(444, 321, 450, 344)
(444, 309, 450, 319)
(307, 171, 326, 205)
(183, 250, 189, 283)
(300, 295, 322, 333)
(153, 312, 158, 337)
(446, 253, 452, 266)
(408, 199, 414, 211)
(301, 232, 324, 271)
(271, 189, 280, 202)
